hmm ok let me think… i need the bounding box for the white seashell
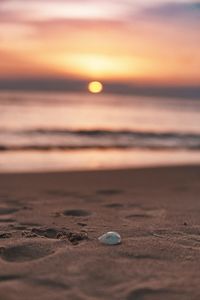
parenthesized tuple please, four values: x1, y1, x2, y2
(98, 231, 121, 245)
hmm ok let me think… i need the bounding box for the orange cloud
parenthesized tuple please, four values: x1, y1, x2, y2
(0, 0, 200, 85)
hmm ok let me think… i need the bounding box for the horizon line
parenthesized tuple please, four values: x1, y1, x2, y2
(0, 78, 199, 99)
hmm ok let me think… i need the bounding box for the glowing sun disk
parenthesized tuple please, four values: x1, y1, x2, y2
(88, 81, 103, 93)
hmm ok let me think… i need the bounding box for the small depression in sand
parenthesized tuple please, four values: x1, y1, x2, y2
(0, 207, 18, 215)
(96, 189, 123, 196)
(126, 288, 183, 300)
(0, 242, 55, 262)
(63, 209, 91, 217)
(0, 274, 21, 282)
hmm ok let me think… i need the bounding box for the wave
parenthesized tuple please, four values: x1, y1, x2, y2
(1, 128, 200, 151)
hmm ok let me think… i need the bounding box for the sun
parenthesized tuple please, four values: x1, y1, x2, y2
(88, 81, 103, 94)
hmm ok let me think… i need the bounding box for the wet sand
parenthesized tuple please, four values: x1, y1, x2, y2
(0, 165, 200, 299)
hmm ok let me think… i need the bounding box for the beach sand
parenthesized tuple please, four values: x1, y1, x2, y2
(0, 165, 200, 299)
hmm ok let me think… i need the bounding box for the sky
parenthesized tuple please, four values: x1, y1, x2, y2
(0, 0, 200, 90)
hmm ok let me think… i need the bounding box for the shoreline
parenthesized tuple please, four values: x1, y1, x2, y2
(1, 147, 200, 173)
(0, 163, 200, 177)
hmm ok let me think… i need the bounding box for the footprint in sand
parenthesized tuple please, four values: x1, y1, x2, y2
(126, 213, 152, 219)
(0, 232, 12, 239)
(63, 209, 91, 217)
(126, 288, 183, 300)
(31, 277, 69, 290)
(0, 208, 19, 215)
(120, 252, 162, 261)
(0, 275, 21, 283)
(0, 218, 15, 223)
(96, 189, 123, 196)
(126, 209, 166, 220)
(29, 227, 67, 239)
(0, 242, 55, 262)
(0, 207, 18, 225)
(22, 227, 88, 245)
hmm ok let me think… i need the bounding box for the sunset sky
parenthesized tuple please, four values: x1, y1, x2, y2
(0, 0, 200, 88)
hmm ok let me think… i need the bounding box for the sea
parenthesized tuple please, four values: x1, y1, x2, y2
(0, 91, 200, 172)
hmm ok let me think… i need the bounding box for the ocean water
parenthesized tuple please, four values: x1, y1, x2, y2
(0, 91, 200, 172)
